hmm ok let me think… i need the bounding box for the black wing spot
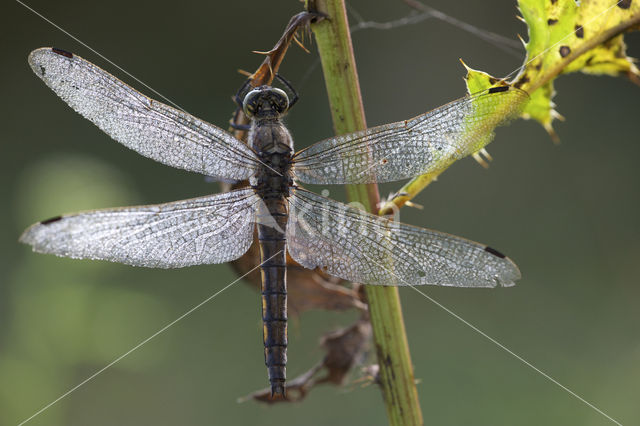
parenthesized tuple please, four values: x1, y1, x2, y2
(52, 48, 73, 58)
(484, 246, 506, 259)
(547, 19, 558, 25)
(488, 86, 509, 94)
(40, 216, 63, 225)
(559, 45, 571, 58)
(575, 25, 584, 38)
(39, 65, 46, 76)
(617, 0, 631, 9)
(417, 270, 426, 278)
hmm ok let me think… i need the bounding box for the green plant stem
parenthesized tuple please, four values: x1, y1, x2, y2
(309, 1, 423, 425)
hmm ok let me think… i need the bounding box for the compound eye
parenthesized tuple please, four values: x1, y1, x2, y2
(271, 88, 289, 113)
(242, 89, 261, 118)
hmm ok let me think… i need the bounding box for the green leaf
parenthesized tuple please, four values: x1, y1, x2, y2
(380, 0, 639, 214)
(471, 0, 640, 137)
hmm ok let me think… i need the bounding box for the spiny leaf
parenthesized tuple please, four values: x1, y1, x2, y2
(467, 0, 639, 138)
(380, 0, 638, 214)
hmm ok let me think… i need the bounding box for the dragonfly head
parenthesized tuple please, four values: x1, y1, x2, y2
(243, 86, 289, 120)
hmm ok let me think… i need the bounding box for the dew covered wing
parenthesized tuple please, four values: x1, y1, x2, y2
(292, 87, 528, 185)
(20, 188, 260, 268)
(286, 188, 521, 287)
(28, 48, 260, 181)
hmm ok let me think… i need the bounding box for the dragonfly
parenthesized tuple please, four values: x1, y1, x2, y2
(20, 47, 526, 396)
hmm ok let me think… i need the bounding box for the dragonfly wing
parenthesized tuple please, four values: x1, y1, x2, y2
(293, 87, 528, 184)
(29, 48, 260, 181)
(20, 188, 259, 268)
(287, 188, 520, 287)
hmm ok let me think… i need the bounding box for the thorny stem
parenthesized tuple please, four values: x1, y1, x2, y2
(308, 0, 424, 425)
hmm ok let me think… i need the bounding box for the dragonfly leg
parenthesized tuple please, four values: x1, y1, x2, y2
(229, 121, 251, 131)
(234, 79, 253, 107)
(274, 74, 299, 110)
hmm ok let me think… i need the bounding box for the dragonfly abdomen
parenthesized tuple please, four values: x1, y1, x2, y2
(257, 195, 289, 396)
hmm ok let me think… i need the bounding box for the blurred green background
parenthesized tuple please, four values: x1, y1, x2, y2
(2, 0, 639, 425)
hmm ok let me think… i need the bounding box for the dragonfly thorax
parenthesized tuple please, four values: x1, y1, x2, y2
(248, 116, 294, 198)
(243, 85, 295, 197)
(243, 86, 289, 120)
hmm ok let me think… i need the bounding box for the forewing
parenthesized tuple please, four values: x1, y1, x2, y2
(29, 48, 260, 180)
(293, 87, 528, 184)
(287, 188, 520, 287)
(20, 188, 260, 268)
